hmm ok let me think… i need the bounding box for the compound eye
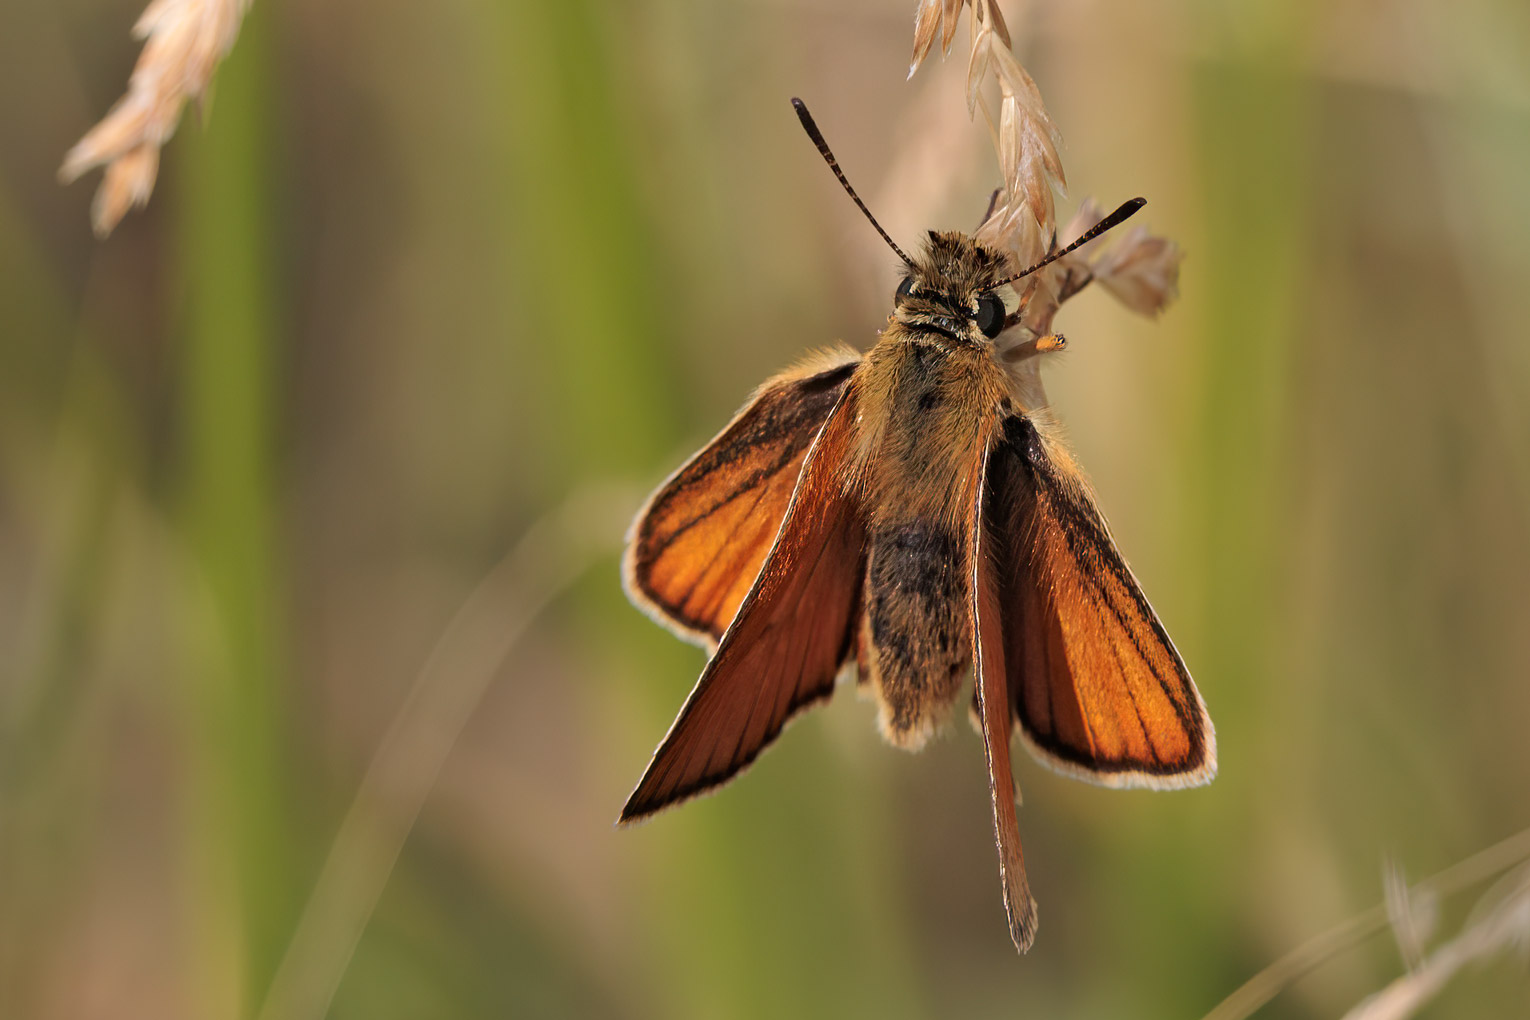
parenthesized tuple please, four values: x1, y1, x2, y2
(974, 292, 1005, 338)
(894, 277, 915, 304)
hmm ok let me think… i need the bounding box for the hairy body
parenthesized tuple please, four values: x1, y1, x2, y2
(854, 271, 1014, 748)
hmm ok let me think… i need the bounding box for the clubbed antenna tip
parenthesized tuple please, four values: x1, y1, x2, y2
(999, 197, 1146, 286)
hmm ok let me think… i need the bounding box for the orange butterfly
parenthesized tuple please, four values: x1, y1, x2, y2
(619, 99, 1215, 953)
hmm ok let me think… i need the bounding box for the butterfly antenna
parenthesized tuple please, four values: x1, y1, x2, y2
(792, 98, 914, 268)
(999, 197, 1146, 286)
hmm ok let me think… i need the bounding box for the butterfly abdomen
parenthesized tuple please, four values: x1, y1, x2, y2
(859, 517, 971, 748)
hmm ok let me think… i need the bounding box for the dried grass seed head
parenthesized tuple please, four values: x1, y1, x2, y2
(59, 0, 251, 237)
(908, 0, 1065, 272)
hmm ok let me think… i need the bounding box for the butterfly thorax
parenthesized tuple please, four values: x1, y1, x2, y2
(853, 232, 1022, 517)
(855, 334, 1008, 523)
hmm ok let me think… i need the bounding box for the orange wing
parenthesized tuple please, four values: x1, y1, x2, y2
(970, 436, 1040, 953)
(624, 349, 860, 649)
(984, 415, 1216, 788)
(619, 381, 867, 822)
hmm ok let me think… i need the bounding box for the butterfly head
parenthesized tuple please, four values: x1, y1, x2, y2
(891, 231, 1023, 343)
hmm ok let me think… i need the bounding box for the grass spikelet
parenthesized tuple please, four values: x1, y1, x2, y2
(906, 0, 1184, 330)
(1086, 226, 1183, 317)
(58, 0, 252, 237)
(1005, 196, 1184, 340)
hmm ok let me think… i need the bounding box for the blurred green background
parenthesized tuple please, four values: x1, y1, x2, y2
(4, 0, 1530, 1017)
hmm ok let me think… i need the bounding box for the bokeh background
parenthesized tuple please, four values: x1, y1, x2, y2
(4, 0, 1529, 1017)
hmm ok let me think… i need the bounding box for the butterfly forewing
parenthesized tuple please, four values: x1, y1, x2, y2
(620, 381, 868, 822)
(624, 349, 860, 648)
(985, 415, 1215, 787)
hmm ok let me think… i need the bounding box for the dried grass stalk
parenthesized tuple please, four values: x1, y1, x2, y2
(257, 485, 636, 1020)
(59, 0, 252, 237)
(1203, 827, 1530, 1020)
(1382, 858, 1437, 973)
(1344, 864, 1530, 1020)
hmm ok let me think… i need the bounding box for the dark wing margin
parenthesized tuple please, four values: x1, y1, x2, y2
(971, 430, 1040, 953)
(623, 348, 860, 649)
(619, 380, 867, 823)
(984, 415, 1215, 788)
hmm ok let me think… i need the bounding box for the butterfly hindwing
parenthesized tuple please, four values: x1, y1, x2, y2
(624, 348, 860, 649)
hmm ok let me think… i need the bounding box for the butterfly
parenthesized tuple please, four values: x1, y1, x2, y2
(618, 99, 1215, 953)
